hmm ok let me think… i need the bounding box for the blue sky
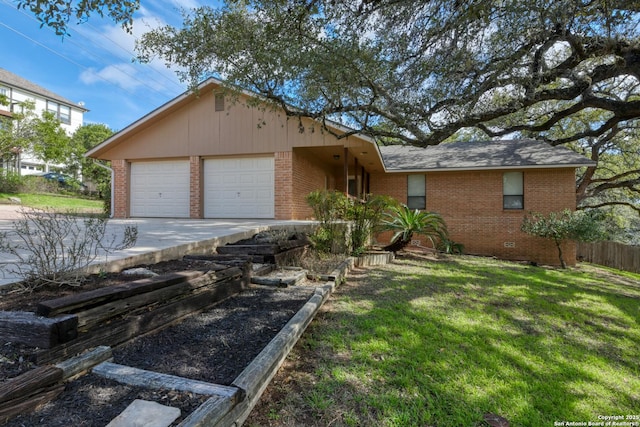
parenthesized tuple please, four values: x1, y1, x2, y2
(0, 0, 207, 131)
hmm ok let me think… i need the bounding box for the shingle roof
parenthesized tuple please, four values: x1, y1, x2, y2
(0, 67, 86, 110)
(379, 139, 595, 171)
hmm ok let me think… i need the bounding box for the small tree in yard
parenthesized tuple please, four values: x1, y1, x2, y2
(0, 208, 138, 289)
(521, 209, 604, 268)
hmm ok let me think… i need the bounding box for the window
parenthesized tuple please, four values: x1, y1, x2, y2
(46, 100, 71, 124)
(503, 171, 524, 209)
(59, 105, 71, 124)
(407, 174, 426, 210)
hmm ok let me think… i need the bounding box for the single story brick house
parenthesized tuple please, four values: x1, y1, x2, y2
(86, 78, 595, 266)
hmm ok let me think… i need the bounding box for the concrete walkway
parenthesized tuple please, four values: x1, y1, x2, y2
(0, 205, 314, 287)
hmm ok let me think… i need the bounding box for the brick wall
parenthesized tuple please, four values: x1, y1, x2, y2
(112, 159, 129, 218)
(291, 150, 336, 219)
(274, 152, 293, 220)
(189, 156, 202, 218)
(370, 168, 578, 266)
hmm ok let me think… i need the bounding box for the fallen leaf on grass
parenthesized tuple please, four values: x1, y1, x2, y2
(483, 412, 510, 427)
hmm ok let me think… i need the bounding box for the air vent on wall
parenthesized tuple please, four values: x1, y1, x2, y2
(215, 93, 225, 112)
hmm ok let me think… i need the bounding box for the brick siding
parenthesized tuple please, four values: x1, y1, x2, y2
(370, 168, 578, 266)
(189, 156, 202, 218)
(112, 159, 129, 218)
(290, 149, 337, 219)
(274, 152, 293, 220)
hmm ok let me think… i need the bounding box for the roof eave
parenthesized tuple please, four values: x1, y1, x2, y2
(384, 162, 596, 173)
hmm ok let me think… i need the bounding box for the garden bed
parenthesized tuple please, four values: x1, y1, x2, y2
(0, 231, 385, 425)
(3, 283, 317, 426)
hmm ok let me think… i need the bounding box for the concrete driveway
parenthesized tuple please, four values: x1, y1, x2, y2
(0, 205, 315, 287)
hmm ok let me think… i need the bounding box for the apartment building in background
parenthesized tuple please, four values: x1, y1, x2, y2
(0, 67, 86, 175)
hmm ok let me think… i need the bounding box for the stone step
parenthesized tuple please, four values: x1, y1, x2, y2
(106, 399, 180, 427)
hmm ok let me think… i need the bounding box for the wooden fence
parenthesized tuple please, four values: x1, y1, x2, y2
(576, 241, 640, 274)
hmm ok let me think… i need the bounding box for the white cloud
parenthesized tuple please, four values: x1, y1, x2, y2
(70, 5, 187, 95)
(80, 64, 143, 91)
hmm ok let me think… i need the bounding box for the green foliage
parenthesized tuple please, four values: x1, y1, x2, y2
(306, 190, 350, 226)
(305, 190, 350, 253)
(306, 190, 392, 255)
(0, 208, 137, 289)
(70, 124, 114, 210)
(0, 171, 24, 193)
(273, 256, 640, 426)
(382, 204, 449, 252)
(0, 100, 71, 173)
(17, 0, 139, 35)
(437, 237, 465, 255)
(31, 111, 71, 165)
(347, 194, 392, 256)
(0, 192, 103, 211)
(521, 209, 605, 268)
(135, 0, 640, 213)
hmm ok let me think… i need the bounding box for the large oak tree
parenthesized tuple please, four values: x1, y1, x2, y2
(20, 0, 640, 223)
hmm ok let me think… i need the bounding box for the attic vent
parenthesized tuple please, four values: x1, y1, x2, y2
(215, 93, 225, 111)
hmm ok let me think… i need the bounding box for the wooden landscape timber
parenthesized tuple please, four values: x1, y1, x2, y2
(0, 232, 391, 425)
(0, 311, 78, 348)
(36, 270, 207, 317)
(33, 264, 249, 365)
(0, 366, 64, 424)
(215, 236, 309, 264)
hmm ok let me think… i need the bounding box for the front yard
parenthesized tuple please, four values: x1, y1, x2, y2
(0, 193, 103, 213)
(248, 254, 640, 426)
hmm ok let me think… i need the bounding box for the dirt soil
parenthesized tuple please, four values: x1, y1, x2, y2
(1, 258, 321, 426)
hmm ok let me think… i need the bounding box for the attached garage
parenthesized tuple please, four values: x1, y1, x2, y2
(203, 157, 274, 218)
(130, 160, 190, 218)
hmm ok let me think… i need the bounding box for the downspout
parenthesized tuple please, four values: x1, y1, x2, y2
(91, 160, 114, 218)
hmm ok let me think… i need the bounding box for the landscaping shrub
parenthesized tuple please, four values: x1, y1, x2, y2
(0, 208, 138, 289)
(382, 204, 450, 252)
(18, 175, 59, 193)
(306, 190, 350, 253)
(306, 190, 393, 255)
(347, 194, 392, 256)
(521, 209, 605, 268)
(0, 171, 23, 193)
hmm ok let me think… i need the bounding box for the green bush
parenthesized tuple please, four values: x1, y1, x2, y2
(382, 204, 450, 252)
(0, 171, 23, 193)
(306, 190, 350, 253)
(521, 209, 605, 268)
(347, 194, 392, 256)
(18, 175, 58, 193)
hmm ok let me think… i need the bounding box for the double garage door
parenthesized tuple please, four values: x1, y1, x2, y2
(130, 158, 274, 218)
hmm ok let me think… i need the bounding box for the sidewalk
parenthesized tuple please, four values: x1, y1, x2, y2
(0, 206, 314, 287)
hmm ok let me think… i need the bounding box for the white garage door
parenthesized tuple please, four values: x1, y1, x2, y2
(204, 157, 274, 218)
(130, 161, 190, 217)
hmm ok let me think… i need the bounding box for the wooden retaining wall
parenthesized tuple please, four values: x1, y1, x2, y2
(577, 241, 640, 273)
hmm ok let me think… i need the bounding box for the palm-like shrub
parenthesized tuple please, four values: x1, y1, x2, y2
(382, 204, 449, 252)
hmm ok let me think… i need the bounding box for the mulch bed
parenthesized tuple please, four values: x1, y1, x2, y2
(1, 258, 320, 426)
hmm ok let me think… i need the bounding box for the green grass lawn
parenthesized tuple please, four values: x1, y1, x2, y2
(0, 192, 103, 213)
(249, 255, 640, 427)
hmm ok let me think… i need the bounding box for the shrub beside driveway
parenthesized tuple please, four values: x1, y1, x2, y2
(247, 255, 640, 427)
